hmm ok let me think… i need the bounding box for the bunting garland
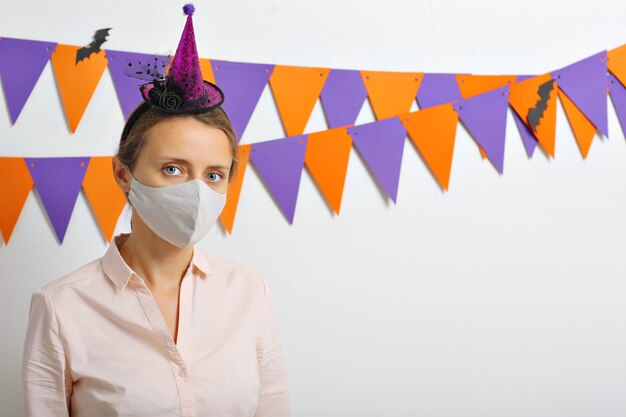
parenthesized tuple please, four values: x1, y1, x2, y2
(304, 127, 353, 215)
(250, 135, 308, 224)
(0, 37, 56, 124)
(608, 73, 626, 137)
(2, 35, 626, 243)
(269, 65, 330, 136)
(211, 60, 274, 142)
(50, 45, 108, 133)
(454, 85, 510, 174)
(347, 118, 407, 203)
(24, 157, 89, 243)
(401, 104, 458, 191)
(320, 69, 368, 128)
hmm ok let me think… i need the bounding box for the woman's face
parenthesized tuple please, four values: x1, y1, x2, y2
(124, 116, 233, 195)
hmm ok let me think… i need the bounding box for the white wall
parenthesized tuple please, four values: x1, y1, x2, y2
(2, 0, 626, 416)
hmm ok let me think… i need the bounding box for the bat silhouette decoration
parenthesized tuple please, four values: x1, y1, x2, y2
(527, 79, 554, 134)
(76, 28, 112, 64)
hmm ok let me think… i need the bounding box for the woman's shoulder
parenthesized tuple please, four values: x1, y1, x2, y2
(36, 256, 105, 298)
(196, 247, 267, 286)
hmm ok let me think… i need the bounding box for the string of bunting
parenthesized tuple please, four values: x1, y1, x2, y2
(2, 35, 626, 244)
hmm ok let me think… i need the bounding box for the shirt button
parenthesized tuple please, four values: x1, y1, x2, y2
(178, 368, 187, 378)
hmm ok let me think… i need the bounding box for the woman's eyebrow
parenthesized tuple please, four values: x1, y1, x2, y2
(157, 156, 230, 170)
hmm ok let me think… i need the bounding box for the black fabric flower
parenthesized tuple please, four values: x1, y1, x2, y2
(158, 91, 183, 110)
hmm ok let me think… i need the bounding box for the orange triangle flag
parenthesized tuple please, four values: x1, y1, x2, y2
(50, 45, 108, 133)
(361, 70, 423, 120)
(304, 127, 353, 215)
(219, 144, 252, 234)
(509, 74, 558, 157)
(82, 157, 128, 243)
(0, 158, 34, 245)
(558, 89, 596, 159)
(608, 44, 626, 88)
(269, 65, 330, 136)
(456, 74, 517, 99)
(199, 58, 216, 84)
(401, 104, 459, 191)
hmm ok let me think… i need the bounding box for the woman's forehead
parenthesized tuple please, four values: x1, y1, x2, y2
(141, 118, 232, 165)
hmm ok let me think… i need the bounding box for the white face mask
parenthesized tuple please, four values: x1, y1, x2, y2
(127, 172, 227, 248)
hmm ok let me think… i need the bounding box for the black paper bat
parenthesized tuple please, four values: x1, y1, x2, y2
(76, 28, 112, 64)
(527, 79, 554, 134)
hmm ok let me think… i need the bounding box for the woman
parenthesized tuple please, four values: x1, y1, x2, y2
(22, 4, 291, 417)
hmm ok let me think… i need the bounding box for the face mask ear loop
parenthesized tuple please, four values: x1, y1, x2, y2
(125, 165, 136, 189)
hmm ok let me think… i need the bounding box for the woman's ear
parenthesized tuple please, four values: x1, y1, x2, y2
(112, 156, 131, 193)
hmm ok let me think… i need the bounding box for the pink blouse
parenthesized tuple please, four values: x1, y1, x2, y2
(22, 232, 291, 417)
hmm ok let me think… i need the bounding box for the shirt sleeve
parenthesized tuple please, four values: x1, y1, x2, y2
(22, 288, 72, 417)
(254, 274, 292, 417)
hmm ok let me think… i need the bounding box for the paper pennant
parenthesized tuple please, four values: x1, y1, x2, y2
(512, 111, 538, 158)
(320, 69, 368, 128)
(417, 73, 463, 109)
(551, 51, 608, 137)
(608, 74, 626, 138)
(456, 74, 517, 99)
(50, 45, 108, 133)
(250, 136, 308, 224)
(608, 44, 626, 90)
(558, 89, 596, 159)
(347, 117, 407, 203)
(401, 104, 459, 191)
(511, 75, 538, 158)
(304, 127, 353, 214)
(82, 156, 128, 242)
(0, 157, 34, 245)
(106, 50, 170, 120)
(269, 65, 329, 136)
(361, 70, 423, 119)
(455, 74, 514, 160)
(454, 86, 510, 174)
(219, 144, 252, 234)
(24, 157, 89, 243)
(509, 74, 557, 157)
(212, 61, 274, 143)
(0, 38, 57, 124)
(198, 58, 216, 84)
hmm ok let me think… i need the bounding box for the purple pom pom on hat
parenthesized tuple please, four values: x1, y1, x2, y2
(183, 3, 195, 15)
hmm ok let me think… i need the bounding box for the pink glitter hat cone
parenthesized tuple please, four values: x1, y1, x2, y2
(139, 3, 224, 114)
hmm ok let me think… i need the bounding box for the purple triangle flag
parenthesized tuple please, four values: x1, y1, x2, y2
(212, 61, 274, 143)
(512, 75, 538, 157)
(250, 135, 308, 224)
(417, 73, 462, 109)
(608, 74, 626, 138)
(512, 111, 538, 158)
(551, 51, 608, 137)
(346, 117, 406, 203)
(25, 157, 90, 244)
(106, 50, 170, 120)
(0, 37, 57, 124)
(454, 85, 509, 174)
(320, 69, 368, 128)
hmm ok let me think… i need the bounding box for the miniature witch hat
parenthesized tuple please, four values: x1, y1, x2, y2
(138, 3, 224, 114)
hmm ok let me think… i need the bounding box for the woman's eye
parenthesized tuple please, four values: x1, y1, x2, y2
(164, 166, 181, 175)
(207, 172, 223, 182)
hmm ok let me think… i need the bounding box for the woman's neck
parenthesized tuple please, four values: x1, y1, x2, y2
(117, 218, 193, 296)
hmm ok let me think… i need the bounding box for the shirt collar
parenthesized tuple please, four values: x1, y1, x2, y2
(101, 233, 212, 292)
